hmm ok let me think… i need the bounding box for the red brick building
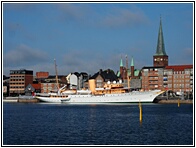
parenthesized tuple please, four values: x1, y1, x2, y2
(36, 71, 49, 79)
(41, 82, 57, 93)
(163, 65, 193, 93)
(141, 66, 165, 91)
(141, 65, 193, 93)
(9, 69, 33, 95)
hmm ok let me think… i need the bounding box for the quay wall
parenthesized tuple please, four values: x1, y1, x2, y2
(3, 97, 39, 103)
(3, 97, 18, 102)
(17, 98, 39, 103)
(158, 99, 193, 104)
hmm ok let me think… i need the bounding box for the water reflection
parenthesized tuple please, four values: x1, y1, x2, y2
(3, 103, 193, 145)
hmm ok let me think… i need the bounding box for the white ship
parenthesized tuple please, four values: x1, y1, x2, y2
(35, 59, 164, 103)
(36, 79, 164, 104)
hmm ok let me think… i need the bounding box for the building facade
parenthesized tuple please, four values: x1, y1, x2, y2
(163, 65, 193, 93)
(118, 56, 142, 89)
(40, 75, 67, 93)
(3, 75, 10, 96)
(9, 69, 33, 95)
(41, 82, 57, 93)
(141, 66, 164, 91)
(36, 71, 49, 79)
(90, 69, 118, 88)
(119, 58, 128, 80)
(25, 84, 41, 96)
(141, 65, 193, 93)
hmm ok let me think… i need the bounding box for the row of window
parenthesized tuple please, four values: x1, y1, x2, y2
(164, 84, 191, 88)
(10, 75, 25, 78)
(43, 83, 52, 86)
(148, 76, 159, 79)
(143, 83, 192, 89)
(173, 80, 190, 83)
(10, 83, 25, 85)
(173, 75, 187, 79)
(146, 74, 192, 79)
(164, 70, 192, 75)
(173, 84, 190, 88)
(43, 87, 53, 90)
(10, 79, 25, 81)
(10, 86, 25, 89)
(10, 70, 33, 74)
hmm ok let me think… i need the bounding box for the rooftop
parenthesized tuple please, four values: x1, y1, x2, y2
(165, 65, 193, 71)
(90, 69, 118, 82)
(31, 84, 41, 89)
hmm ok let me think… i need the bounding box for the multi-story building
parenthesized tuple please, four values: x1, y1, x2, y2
(9, 69, 33, 95)
(78, 72, 89, 90)
(163, 65, 193, 93)
(40, 75, 67, 93)
(141, 66, 164, 91)
(41, 82, 57, 93)
(3, 75, 10, 96)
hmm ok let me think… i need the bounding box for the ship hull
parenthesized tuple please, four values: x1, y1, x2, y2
(36, 90, 164, 104)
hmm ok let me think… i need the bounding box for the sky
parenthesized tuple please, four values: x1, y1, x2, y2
(3, 2, 194, 76)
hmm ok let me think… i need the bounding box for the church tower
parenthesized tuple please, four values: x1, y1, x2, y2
(130, 57, 134, 78)
(120, 58, 123, 78)
(153, 17, 168, 67)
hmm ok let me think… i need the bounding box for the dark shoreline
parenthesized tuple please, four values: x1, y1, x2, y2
(157, 99, 193, 104)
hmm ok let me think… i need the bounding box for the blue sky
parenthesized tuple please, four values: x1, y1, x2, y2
(3, 2, 193, 76)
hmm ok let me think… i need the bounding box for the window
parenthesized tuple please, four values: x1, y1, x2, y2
(97, 80, 102, 83)
(185, 70, 190, 74)
(186, 84, 189, 88)
(168, 84, 172, 88)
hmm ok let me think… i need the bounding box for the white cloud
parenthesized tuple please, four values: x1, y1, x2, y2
(3, 44, 49, 68)
(59, 49, 122, 75)
(54, 3, 149, 29)
(56, 3, 90, 23)
(100, 7, 149, 28)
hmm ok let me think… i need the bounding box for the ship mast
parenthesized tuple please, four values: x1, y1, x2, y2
(126, 55, 130, 89)
(54, 59, 59, 90)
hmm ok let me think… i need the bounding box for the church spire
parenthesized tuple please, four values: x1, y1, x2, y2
(130, 56, 134, 77)
(131, 56, 134, 67)
(120, 57, 123, 67)
(155, 16, 167, 56)
(153, 16, 168, 67)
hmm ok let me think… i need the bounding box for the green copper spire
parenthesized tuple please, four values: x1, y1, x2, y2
(120, 58, 123, 67)
(131, 56, 134, 67)
(155, 17, 167, 56)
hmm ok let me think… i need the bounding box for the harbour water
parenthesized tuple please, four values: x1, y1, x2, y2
(3, 102, 193, 145)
